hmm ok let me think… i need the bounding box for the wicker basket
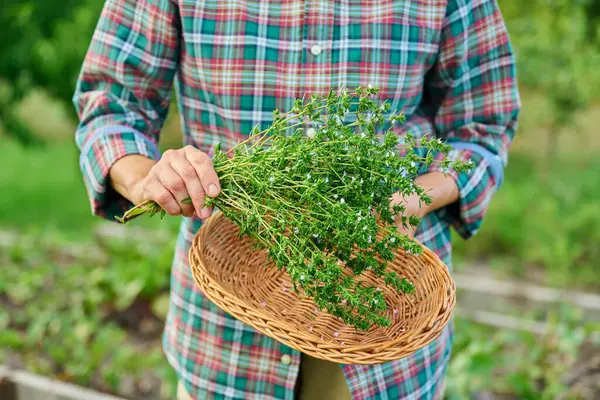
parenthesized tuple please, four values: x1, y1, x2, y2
(188, 211, 455, 365)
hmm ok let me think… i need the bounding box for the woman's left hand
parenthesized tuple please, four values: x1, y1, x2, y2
(390, 191, 426, 239)
(389, 171, 461, 239)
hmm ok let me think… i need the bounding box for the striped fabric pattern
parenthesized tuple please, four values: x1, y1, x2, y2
(73, 0, 520, 398)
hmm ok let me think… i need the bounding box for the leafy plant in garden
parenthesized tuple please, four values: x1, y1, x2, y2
(0, 231, 178, 399)
(120, 87, 471, 330)
(446, 305, 600, 400)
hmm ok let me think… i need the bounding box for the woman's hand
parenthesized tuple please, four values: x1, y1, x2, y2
(390, 171, 461, 239)
(390, 192, 425, 239)
(111, 146, 221, 219)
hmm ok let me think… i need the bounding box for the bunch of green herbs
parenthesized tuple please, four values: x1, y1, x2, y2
(120, 87, 471, 329)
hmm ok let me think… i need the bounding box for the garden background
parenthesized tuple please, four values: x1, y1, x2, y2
(1, 0, 600, 399)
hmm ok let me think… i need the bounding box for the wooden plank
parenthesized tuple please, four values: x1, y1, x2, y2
(0, 367, 125, 400)
(454, 272, 600, 312)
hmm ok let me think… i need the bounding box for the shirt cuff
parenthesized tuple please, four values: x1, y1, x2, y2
(79, 125, 161, 221)
(448, 142, 504, 190)
(428, 143, 501, 239)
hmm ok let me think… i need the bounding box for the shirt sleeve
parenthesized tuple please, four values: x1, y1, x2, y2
(73, 0, 180, 221)
(424, 0, 521, 239)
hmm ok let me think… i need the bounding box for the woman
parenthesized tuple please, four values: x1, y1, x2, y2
(73, 0, 520, 398)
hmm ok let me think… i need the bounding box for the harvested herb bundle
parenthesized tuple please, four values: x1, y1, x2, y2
(119, 87, 471, 329)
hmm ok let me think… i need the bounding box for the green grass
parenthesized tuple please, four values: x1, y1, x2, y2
(0, 139, 96, 233)
(0, 139, 179, 237)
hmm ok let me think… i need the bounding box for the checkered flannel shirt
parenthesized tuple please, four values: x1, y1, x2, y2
(73, 0, 520, 398)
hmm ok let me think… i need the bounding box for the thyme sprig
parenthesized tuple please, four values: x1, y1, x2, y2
(118, 87, 472, 330)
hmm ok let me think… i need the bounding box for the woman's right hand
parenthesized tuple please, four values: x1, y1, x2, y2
(128, 146, 221, 219)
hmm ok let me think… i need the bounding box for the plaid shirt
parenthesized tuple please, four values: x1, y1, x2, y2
(73, 0, 520, 398)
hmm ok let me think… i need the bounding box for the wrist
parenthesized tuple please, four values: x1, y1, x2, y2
(109, 155, 156, 205)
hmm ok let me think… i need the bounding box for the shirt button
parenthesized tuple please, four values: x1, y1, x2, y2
(306, 127, 316, 137)
(280, 354, 292, 365)
(310, 44, 322, 56)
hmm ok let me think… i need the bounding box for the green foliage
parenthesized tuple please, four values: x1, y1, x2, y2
(499, 0, 600, 160)
(446, 306, 600, 400)
(0, 0, 105, 144)
(0, 231, 178, 398)
(121, 88, 471, 330)
(453, 154, 600, 290)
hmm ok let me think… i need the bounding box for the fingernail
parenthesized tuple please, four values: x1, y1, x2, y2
(207, 184, 219, 197)
(200, 207, 210, 219)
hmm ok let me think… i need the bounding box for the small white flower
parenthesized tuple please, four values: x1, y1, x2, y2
(411, 161, 416, 168)
(306, 173, 311, 179)
(357, 157, 361, 161)
(367, 236, 372, 243)
(340, 198, 345, 203)
(390, 237, 396, 243)
(362, 225, 367, 231)
(313, 233, 319, 238)
(360, 132, 366, 138)
(285, 166, 291, 172)
(269, 176, 275, 182)
(300, 275, 306, 280)
(294, 227, 299, 234)
(334, 194, 339, 199)
(360, 178, 364, 184)
(367, 83, 373, 89)
(357, 216, 362, 222)
(373, 299, 378, 304)
(325, 177, 329, 183)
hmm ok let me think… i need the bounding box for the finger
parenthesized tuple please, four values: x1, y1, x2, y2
(146, 178, 181, 216)
(169, 157, 207, 218)
(184, 146, 221, 199)
(156, 166, 195, 217)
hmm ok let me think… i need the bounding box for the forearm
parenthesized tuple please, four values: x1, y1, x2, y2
(109, 155, 157, 205)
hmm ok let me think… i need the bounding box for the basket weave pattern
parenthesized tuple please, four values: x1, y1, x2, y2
(189, 211, 455, 365)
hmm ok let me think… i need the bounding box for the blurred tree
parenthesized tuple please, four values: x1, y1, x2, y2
(0, 0, 104, 145)
(499, 0, 600, 164)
